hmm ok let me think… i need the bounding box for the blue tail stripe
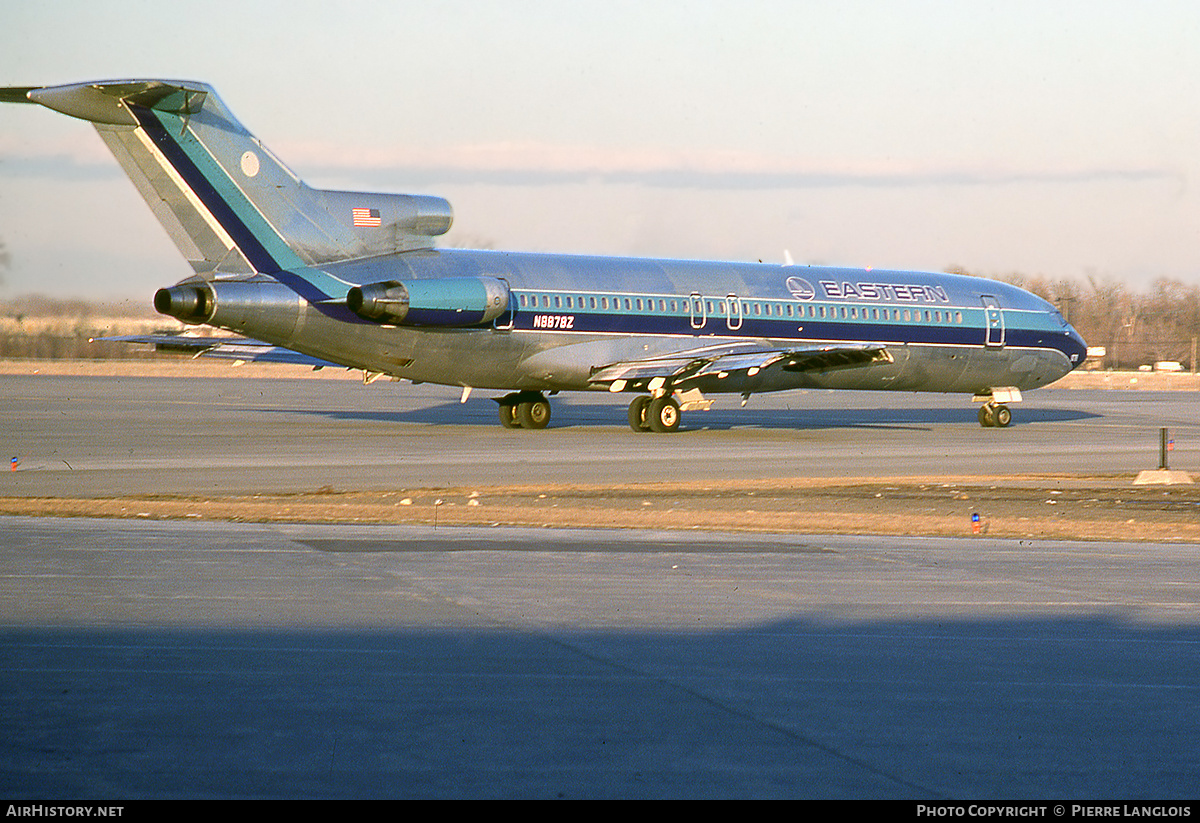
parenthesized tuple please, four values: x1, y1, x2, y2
(132, 105, 287, 275)
(132, 105, 345, 303)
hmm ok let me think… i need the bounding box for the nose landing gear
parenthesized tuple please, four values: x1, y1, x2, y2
(974, 388, 1021, 428)
(978, 402, 1012, 428)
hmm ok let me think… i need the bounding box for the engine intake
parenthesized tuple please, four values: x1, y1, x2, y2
(347, 276, 509, 326)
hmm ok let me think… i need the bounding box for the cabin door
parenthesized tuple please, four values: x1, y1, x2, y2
(492, 278, 514, 330)
(981, 295, 1004, 347)
(689, 292, 707, 330)
(726, 294, 743, 331)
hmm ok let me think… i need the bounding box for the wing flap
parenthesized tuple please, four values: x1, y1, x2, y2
(589, 357, 702, 384)
(589, 342, 893, 389)
(776, 345, 894, 373)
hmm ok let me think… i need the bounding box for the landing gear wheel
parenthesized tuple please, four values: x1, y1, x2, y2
(498, 403, 520, 429)
(628, 396, 651, 431)
(517, 398, 551, 429)
(647, 395, 681, 433)
(978, 402, 1012, 428)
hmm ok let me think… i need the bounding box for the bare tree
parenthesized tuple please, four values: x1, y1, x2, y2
(947, 267, 1200, 370)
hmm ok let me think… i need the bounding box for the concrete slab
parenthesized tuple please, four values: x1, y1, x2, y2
(1133, 469, 1194, 485)
(1, 518, 1197, 799)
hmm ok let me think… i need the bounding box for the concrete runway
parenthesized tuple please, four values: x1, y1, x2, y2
(2, 373, 1199, 798)
(1, 517, 1198, 799)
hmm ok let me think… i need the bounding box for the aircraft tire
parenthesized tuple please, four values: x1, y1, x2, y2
(628, 396, 651, 431)
(979, 403, 1013, 428)
(647, 396, 681, 433)
(517, 398, 551, 429)
(498, 403, 520, 429)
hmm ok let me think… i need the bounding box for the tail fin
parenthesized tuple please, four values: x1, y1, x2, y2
(5, 80, 452, 297)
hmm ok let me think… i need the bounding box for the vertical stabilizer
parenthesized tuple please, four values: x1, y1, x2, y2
(5, 80, 452, 297)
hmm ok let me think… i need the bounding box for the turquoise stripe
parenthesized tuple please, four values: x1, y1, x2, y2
(150, 110, 351, 299)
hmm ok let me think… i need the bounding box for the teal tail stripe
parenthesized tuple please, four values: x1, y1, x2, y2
(134, 105, 346, 302)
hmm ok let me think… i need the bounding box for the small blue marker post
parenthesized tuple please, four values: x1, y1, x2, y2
(971, 512, 980, 534)
(10, 457, 17, 472)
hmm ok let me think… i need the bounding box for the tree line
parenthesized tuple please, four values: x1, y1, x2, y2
(955, 270, 1200, 371)
(0, 294, 175, 360)
(2, 274, 1200, 369)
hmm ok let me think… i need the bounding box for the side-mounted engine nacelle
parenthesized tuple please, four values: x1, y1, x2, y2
(346, 276, 510, 327)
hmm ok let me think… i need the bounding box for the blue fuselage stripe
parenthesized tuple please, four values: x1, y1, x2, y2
(502, 304, 1079, 360)
(127, 110, 1083, 367)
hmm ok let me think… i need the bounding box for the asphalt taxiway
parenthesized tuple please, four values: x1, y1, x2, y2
(3, 372, 1198, 495)
(1, 517, 1197, 799)
(2, 372, 1199, 798)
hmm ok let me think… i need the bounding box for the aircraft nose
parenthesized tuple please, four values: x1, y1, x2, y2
(1066, 324, 1088, 370)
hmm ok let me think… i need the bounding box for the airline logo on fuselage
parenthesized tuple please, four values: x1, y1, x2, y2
(785, 277, 816, 300)
(787, 275, 949, 304)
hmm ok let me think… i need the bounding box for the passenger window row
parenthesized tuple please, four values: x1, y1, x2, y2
(515, 292, 965, 323)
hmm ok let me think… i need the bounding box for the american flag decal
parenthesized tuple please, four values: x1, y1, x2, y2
(352, 207, 382, 227)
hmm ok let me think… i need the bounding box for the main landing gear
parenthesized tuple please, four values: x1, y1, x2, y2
(627, 394, 681, 433)
(496, 391, 552, 429)
(496, 391, 686, 432)
(977, 401, 1012, 428)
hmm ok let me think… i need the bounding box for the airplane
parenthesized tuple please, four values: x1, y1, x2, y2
(1, 79, 1087, 432)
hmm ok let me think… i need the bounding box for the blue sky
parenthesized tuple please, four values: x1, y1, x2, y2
(1, 0, 1198, 301)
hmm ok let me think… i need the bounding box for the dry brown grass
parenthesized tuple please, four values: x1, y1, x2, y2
(3, 475, 1197, 542)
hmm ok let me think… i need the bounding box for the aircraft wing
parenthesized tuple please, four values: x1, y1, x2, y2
(98, 335, 342, 368)
(589, 341, 893, 390)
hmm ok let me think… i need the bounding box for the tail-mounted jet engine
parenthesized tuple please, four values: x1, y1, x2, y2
(347, 276, 509, 327)
(154, 277, 304, 341)
(154, 283, 211, 323)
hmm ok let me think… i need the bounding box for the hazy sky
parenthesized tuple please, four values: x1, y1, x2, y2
(1, 0, 1197, 301)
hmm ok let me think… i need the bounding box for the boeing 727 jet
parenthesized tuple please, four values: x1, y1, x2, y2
(1, 80, 1087, 431)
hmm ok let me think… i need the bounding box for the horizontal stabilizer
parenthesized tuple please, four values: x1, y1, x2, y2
(2, 80, 207, 125)
(99, 335, 342, 368)
(0, 87, 39, 104)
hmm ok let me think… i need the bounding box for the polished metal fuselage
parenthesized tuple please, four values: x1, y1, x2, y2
(207, 247, 1086, 397)
(3, 78, 1087, 402)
